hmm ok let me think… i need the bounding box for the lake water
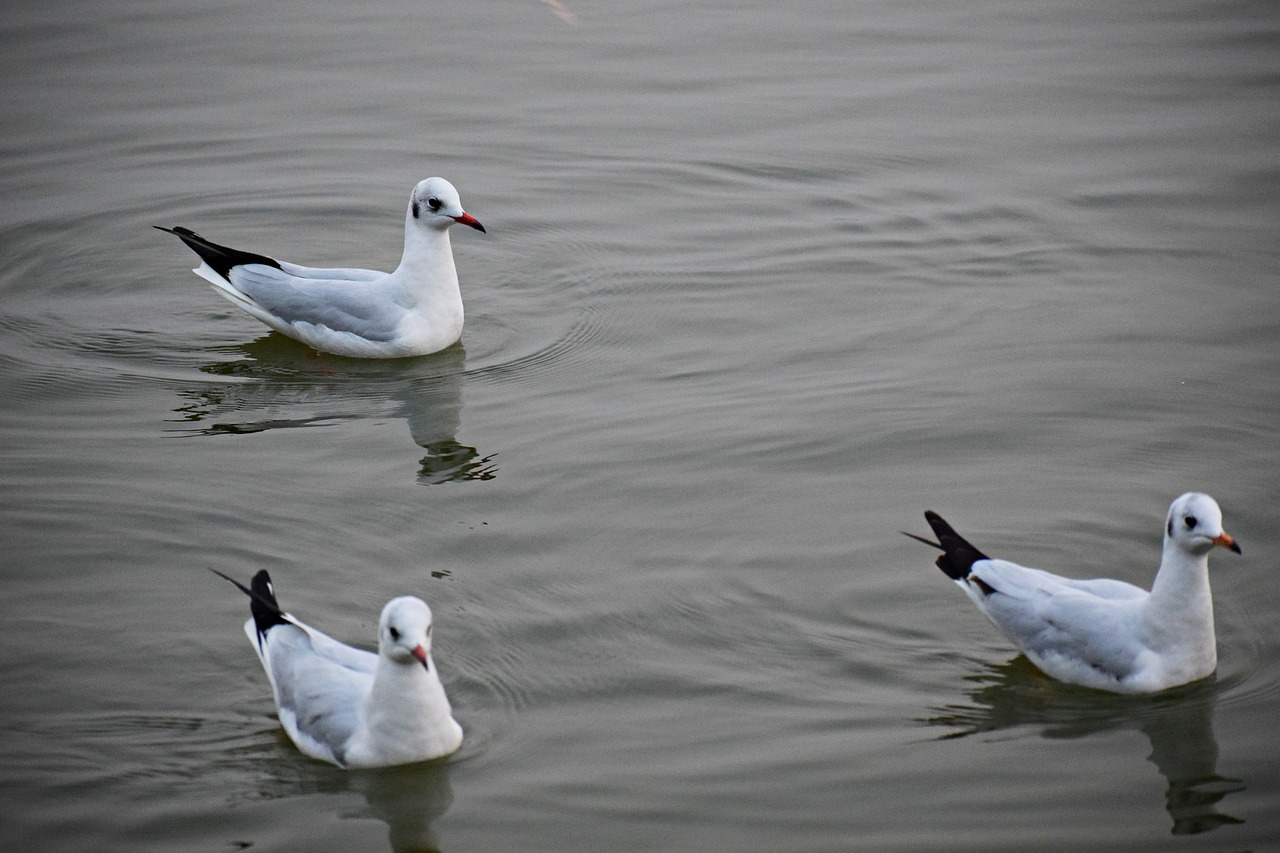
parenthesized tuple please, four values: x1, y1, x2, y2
(1, 1, 1277, 850)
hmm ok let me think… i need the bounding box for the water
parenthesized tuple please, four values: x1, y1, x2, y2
(1, 1, 1277, 850)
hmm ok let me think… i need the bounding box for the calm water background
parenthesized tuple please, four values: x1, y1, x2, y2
(1, 1, 1277, 850)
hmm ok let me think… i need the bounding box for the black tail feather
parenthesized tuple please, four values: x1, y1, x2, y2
(210, 569, 291, 647)
(903, 511, 991, 580)
(155, 225, 282, 281)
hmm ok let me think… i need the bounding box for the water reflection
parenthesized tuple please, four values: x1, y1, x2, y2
(2, 711, 455, 853)
(925, 658, 1244, 835)
(356, 763, 455, 853)
(247, 747, 455, 853)
(172, 334, 496, 485)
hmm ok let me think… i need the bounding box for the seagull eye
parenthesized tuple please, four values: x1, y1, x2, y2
(389, 626, 400, 641)
(427, 197, 442, 211)
(1184, 515, 1198, 530)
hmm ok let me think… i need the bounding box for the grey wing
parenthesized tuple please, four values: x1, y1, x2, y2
(973, 559, 1146, 604)
(228, 265, 404, 342)
(297, 621, 378, 675)
(1053, 575, 1147, 601)
(976, 564, 1144, 679)
(262, 625, 375, 764)
(278, 261, 385, 283)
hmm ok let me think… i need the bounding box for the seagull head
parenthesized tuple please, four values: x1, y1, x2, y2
(1165, 492, 1241, 557)
(378, 596, 437, 672)
(409, 177, 485, 233)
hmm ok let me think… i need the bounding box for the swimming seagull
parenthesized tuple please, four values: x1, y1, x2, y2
(212, 569, 464, 767)
(905, 493, 1241, 694)
(157, 177, 485, 358)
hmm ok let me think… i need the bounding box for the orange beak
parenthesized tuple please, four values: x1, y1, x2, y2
(1213, 531, 1242, 555)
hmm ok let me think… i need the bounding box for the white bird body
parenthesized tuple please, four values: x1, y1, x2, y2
(159, 177, 485, 358)
(908, 493, 1240, 694)
(215, 570, 463, 767)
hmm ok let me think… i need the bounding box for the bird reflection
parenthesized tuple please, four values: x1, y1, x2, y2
(172, 334, 496, 485)
(924, 657, 1244, 835)
(353, 762, 455, 853)
(241, 742, 455, 852)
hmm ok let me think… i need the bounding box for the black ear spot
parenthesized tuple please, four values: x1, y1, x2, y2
(1167, 518, 1173, 536)
(411, 201, 420, 219)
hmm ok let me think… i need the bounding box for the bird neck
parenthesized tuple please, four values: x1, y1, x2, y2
(390, 221, 464, 349)
(365, 655, 457, 735)
(1144, 543, 1216, 653)
(395, 219, 458, 285)
(340, 654, 462, 766)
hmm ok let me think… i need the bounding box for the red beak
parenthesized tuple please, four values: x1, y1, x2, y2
(411, 645, 430, 672)
(453, 212, 486, 233)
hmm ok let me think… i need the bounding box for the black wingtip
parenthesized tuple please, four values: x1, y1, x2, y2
(907, 510, 991, 581)
(209, 567, 253, 597)
(210, 568, 291, 644)
(900, 530, 943, 550)
(155, 225, 282, 279)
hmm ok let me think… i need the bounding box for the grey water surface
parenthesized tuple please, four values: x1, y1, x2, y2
(1, 1, 1278, 851)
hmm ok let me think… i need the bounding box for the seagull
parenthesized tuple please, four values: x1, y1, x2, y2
(905, 493, 1241, 694)
(212, 569, 464, 767)
(157, 177, 485, 358)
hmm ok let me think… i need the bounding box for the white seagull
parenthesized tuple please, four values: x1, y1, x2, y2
(157, 177, 485, 358)
(905, 493, 1241, 694)
(212, 569, 464, 767)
